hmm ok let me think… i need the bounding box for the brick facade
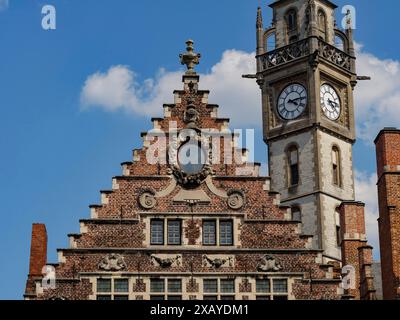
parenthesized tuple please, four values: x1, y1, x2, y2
(24, 64, 356, 301)
(375, 128, 400, 300)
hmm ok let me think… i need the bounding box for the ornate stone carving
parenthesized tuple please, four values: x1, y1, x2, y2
(258, 38, 310, 71)
(184, 106, 199, 128)
(151, 254, 182, 268)
(227, 190, 245, 210)
(257, 255, 283, 272)
(168, 130, 214, 188)
(318, 40, 351, 70)
(179, 40, 201, 74)
(138, 191, 156, 209)
(203, 255, 234, 269)
(98, 254, 127, 271)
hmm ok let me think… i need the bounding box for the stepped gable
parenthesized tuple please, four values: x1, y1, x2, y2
(25, 40, 344, 300)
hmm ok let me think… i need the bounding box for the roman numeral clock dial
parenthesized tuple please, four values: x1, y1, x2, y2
(320, 84, 341, 121)
(277, 84, 308, 120)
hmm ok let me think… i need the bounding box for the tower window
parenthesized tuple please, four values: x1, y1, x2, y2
(286, 10, 297, 32)
(332, 147, 341, 186)
(318, 10, 327, 41)
(288, 146, 299, 187)
(336, 225, 342, 247)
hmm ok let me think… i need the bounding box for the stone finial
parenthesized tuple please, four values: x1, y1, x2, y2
(179, 40, 201, 74)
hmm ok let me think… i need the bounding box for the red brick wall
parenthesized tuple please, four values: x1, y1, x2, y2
(375, 129, 400, 300)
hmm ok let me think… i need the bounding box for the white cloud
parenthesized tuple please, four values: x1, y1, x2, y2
(0, 0, 9, 11)
(80, 50, 260, 126)
(81, 46, 400, 143)
(355, 44, 400, 143)
(355, 171, 380, 257)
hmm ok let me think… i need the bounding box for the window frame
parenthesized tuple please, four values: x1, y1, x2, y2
(202, 220, 217, 246)
(150, 219, 165, 245)
(167, 220, 182, 246)
(219, 220, 234, 246)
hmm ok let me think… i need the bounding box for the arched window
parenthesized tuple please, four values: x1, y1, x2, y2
(334, 34, 345, 51)
(265, 32, 276, 52)
(287, 146, 299, 187)
(332, 146, 341, 186)
(317, 10, 327, 41)
(291, 206, 302, 222)
(286, 9, 297, 32)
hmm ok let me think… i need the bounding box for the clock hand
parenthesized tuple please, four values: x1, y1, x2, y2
(328, 99, 338, 107)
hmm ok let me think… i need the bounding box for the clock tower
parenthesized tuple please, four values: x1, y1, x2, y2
(254, 0, 358, 261)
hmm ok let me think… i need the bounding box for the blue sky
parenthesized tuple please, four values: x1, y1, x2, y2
(0, 0, 399, 300)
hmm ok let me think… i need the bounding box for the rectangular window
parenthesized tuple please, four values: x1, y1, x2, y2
(114, 295, 129, 300)
(273, 279, 288, 293)
(273, 295, 288, 300)
(167, 221, 181, 245)
(220, 279, 235, 293)
(97, 279, 111, 293)
(114, 279, 129, 293)
(151, 220, 164, 245)
(167, 295, 182, 300)
(97, 295, 112, 300)
(219, 221, 233, 246)
(203, 279, 218, 293)
(150, 279, 165, 293)
(203, 295, 218, 300)
(256, 296, 271, 300)
(168, 279, 182, 293)
(203, 221, 216, 245)
(256, 279, 271, 293)
(220, 295, 235, 300)
(150, 295, 165, 300)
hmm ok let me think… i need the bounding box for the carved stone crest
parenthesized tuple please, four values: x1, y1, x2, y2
(138, 191, 156, 209)
(227, 190, 245, 210)
(151, 254, 182, 268)
(98, 254, 127, 271)
(257, 255, 283, 272)
(203, 255, 234, 269)
(184, 106, 199, 128)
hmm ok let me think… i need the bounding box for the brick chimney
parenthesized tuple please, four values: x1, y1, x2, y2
(339, 201, 367, 299)
(28, 224, 48, 277)
(375, 128, 400, 300)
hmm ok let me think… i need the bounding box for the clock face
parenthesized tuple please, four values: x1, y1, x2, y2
(320, 84, 341, 121)
(177, 141, 206, 175)
(277, 84, 308, 120)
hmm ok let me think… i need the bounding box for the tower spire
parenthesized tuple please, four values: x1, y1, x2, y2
(256, 6, 264, 56)
(256, 6, 263, 29)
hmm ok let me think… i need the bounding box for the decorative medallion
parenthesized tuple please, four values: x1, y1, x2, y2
(203, 255, 234, 269)
(168, 129, 214, 188)
(151, 254, 182, 268)
(138, 191, 156, 209)
(257, 255, 283, 272)
(227, 190, 245, 210)
(98, 254, 127, 271)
